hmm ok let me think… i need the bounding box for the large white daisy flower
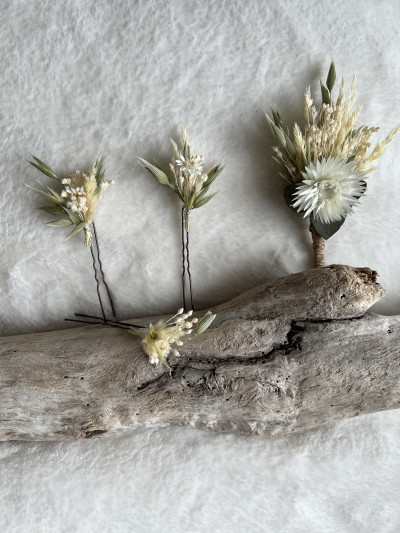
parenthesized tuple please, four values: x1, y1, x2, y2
(292, 157, 366, 224)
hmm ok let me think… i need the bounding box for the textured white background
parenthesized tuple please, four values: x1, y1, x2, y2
(1, 0, 400, 531)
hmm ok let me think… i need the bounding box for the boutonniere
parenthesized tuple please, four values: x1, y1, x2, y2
(267, 62, 400, 266)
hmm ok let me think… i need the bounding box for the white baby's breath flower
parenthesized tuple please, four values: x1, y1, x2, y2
(138, 309, 193, 367)
(134, 308, 216, 367)
(292, 156, 366, 224)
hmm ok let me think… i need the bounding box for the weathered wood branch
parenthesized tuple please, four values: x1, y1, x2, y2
(1, 265, 399, 441)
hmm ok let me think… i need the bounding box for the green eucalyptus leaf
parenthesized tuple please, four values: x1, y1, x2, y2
(193, 192, 217, 209)
(193, 187, 208, 202)
(29, 157, 59, 180)
(94, 157, 105, 185)
(326, 62, 336, 92)
(272, 108, 284, 129)
(137, 157, 170, 186)
(42, 183, 63, 203)
(46, 218, 74, 227)
(36, 205, 65, 215)
(283, 183, 299, 213)
(66, 221, 86, 240)
(26, 185, 64, 205)
(267, 117, 287, 149)
(203, 165, 223, 191)
(194, 311, 216, 336)
(320, 82, 331, 105)
(283, 132, 296, 160)
(310, 213, 345, 240)
(62, 207, 82, 225)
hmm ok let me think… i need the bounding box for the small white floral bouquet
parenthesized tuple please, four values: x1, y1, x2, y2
(133, 309, 216, 367)
(267, 62, 400, 266)
(28, 154, 217, 369)
(28, 156, 113, 246)
(28, 156, 116, 321)
(138, 127, 223, 310)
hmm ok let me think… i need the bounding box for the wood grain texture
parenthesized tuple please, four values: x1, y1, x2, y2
(1, 265, 398, 441)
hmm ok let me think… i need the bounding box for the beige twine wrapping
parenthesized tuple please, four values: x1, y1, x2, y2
(309, 221, 326, 267)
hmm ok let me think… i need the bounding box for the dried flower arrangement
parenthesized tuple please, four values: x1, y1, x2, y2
(132, 309, 216, 368)
(28, 153, 216, 367)
(25, 63, 399, 368)
(28, 156, 117, 322)
(266, 62, 400, 266)
(138, 127, 223, 310)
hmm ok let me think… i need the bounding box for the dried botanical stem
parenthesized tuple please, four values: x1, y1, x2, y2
(310, 220, 326, 267)
(92, 222, 117, 318)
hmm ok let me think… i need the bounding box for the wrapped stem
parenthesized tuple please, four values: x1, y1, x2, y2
(184, 209, 190, 231)
(309, 220, 326, 267)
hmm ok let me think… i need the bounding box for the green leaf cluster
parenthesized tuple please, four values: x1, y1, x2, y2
(27, 155, 87, 240)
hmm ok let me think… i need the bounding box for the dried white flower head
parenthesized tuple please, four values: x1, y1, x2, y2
(176, 153, 204, 178)
(132, 309, 216, 367)
(28, 156, 113, 245)
(292, 157, 366, 223)
(138, 127, 223, 230)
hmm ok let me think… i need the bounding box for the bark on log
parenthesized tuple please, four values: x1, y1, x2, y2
(1, 265, 399, 441)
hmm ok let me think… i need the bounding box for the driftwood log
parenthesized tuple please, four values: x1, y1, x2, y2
(1, 265, 399, 441)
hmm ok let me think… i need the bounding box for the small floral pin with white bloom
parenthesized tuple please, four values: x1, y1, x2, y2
(28, 156, 117, 322)
(266, 62, 400, 267)
(131, 308, 216, 367)
(138, 127, 223, 311)
(28, 156, 113, 246)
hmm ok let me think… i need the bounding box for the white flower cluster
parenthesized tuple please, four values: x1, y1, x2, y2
(140, 308, 199, 366)
(60, 170, 113, 222)
(61, 171, 89, 219)
(172, 153, 208, 197)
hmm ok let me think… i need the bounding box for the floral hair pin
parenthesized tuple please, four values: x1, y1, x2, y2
(28, 155, 217, 369)
(28, 156, 117, 322)
(138, 127, 223, 310)
(131, 308, 216, 367)
(267, 62, 400, 266)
